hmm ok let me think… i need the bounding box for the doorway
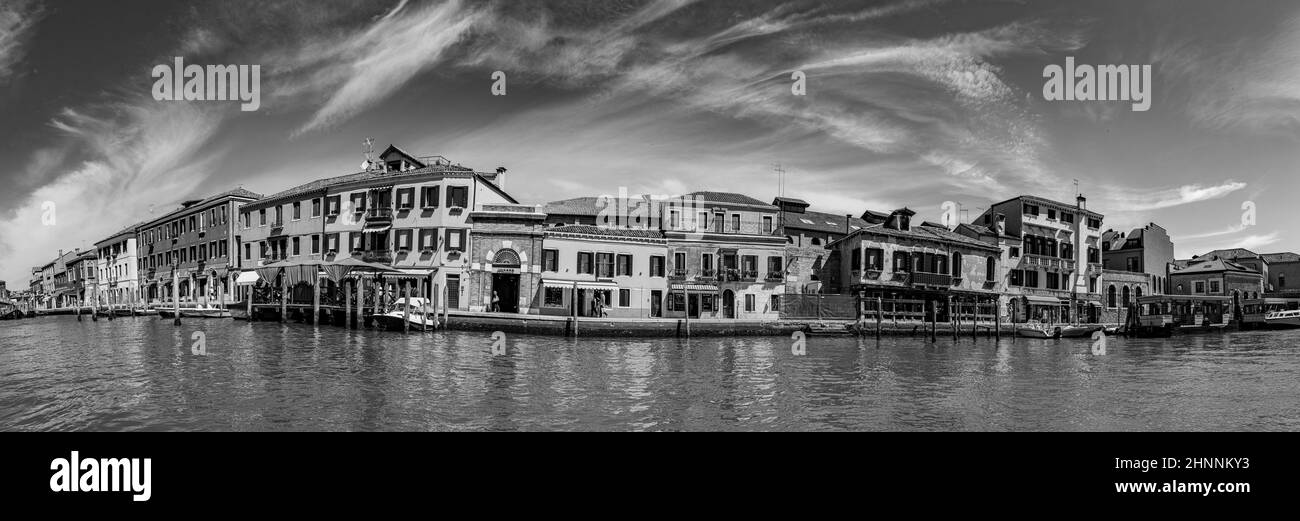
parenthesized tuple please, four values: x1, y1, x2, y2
(722, 289, 735, 319)
(490, 273, 520, 313)
(445, 275, 460, 309)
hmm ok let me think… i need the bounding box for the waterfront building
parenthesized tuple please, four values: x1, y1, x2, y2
(1176, 248, 1300, 299)
(66, 251, 98, 306)
(95, 226, 141, 306)
(1168, 257, 1265, 304)
(242, 145, 515, 310)
(954, 213, 1023, 317)
(540, 225, 668, 318)
(0, 280, 6, 300)
(1100, 269, 1151, 323)
(49, 249, 82, 308)
(465, 203, 547, 314)
(1102, 223, 1174, 294)
(974, 195, 1104, 323)
(38, 259, 56, 307)
(772, 196, 876, 294)
(829, 208, 1003, 319)
(137, 189, 261, 304)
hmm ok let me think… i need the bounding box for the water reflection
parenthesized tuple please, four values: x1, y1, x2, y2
(2, 316, 1299, 431)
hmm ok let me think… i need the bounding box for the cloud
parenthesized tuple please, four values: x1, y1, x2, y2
(0, 0, 42, 83)
(1099, 180, 1247, 212)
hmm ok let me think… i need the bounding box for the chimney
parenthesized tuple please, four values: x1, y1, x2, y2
(1076, 194, 1087, 211)
(495, 167, 508, 190)
(845, 214, 851, 235)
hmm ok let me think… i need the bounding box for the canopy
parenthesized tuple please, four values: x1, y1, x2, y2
(541, 279, 575, 289)
(255, 265, 282, 285)
(331, 257, 402, 274)
(671, 283, 718, 292)
(386, 268, 435, 280)
(574, 280, 618, 290)
(1023, 295, 1065, 306)
(283, 264, 320, 287)
(235, 271, 260, 286)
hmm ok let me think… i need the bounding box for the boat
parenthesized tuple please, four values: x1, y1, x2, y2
(1133, 294, 1234, 336)
(1263, 309, 1300, 329)
(1059, 324, 1102, 338)
(1017, 322, 1061, 339)
(373, 297, 437, 329)
(1242, 298, 1300, 330)
(157, 302, 232, 318)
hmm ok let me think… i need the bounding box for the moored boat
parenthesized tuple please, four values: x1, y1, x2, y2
(1263, 310, 1300, 329)
(373, 297, 437, 330)
(1059, 324, 1102, 338)
(1017, 323, 1061, 339)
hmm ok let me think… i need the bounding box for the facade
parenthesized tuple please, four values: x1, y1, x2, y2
(975, 195, 1105, 323)
(241, 146, 516, 309)
(1100, 269, 1151, 323)
(1169, 258, 1265, 303)
(49, 249, 82, 308)
(772, 196, 877, 294)
(1260, 252, 1300, 296)
(955, 215, 1024, 317)
(67, 251, 98, 306)
(830, 209, 1003, 318)
(466, 204, 547, 314)
(137, 189, 260, 304)
(537, 225, 668, 318)
(95, 226, 140, 306)
(1102, 223, 1174, 294)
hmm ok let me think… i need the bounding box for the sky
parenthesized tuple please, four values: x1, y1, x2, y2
(1, 0, 1298, 286)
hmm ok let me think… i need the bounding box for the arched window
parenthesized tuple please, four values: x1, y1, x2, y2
(985, 256, 996, 281)
(952, 252, 962, 276)
(1122, 286, 1131, 307)
(1135, 287, 1143, 300)
(492, 249, 520, 267)
(1108, 285, 1117, 308)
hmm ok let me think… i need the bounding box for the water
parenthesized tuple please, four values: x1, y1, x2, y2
(1, 316, 1298, 431)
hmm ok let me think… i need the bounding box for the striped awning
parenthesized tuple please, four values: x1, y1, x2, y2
(1023, 295, 1065, 305)
(386, 268, 435, 280)
(671, 283, 718, 292)
(575, 280, 617, 290)
(282, 265, 319, 287)
(362, 224, 391, 234)
(235, 271, 260, 286)
(541, 279, 575, 289)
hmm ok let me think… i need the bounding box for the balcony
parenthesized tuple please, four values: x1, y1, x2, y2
(740, 270, 759, 281)
(765, 271, 785, 282)
(270, 218, 284, 229)
(362, 250, 393, 264)
(701, 268, 716, 278)
(669, 269, 688, 280)
(1021, 254, 1076, 272)
(366, 207, 393, 223)
(910, 272, 952, 287)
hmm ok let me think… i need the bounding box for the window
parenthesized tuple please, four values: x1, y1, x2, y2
(732, 214, 741, 232)
(1089, 276, 1097, 293)
(618, 289, 630, 307)
(1088, 218, 1101, 229)
(327, 195, 342, 216)
(1108, 285, 1117, 307)
(543, 287, 564, 307)
(770, 295, 779, 312)
(1280, 274, 1286, 288)
(1209, 280, 1221, 293)
(697, 212, 708, 231)
(350, 192, 367, 212)
(396, 188, 415, 209)
(951, 252, 962, 276)
(441, 229, 465, 252)
(742, 255, 757, 277)
(713, 212, 724, 233)
(985, 257, 996, 281)
(673, 252, 686, 275)
(421, 186, 440, 208)
(1009, 269, 1023, 286)
(312, 199, 321, 218)
(1023, 204, 1039, 216)
(744, 294, 755, 312)
(1088, 247, 1100, 263)
(326, 233, 339, 253)
(1046, 272, 1059, 290)
(616, 254, 632, 276)
(1194, 281, 1205, 294)
(349, 233, 363, 252)
(1047, 208, 1057, 220)
(865, 248, 884, 270)
(701, 253, 713, 273)
(397, 230, 413, 251)
(311, 235, 320, 255)
(762, 216, 773, 234)
(293, 202, 301, 220)
(1025, 270, 1039, 288)
(650, 256, 665, 277)
(596, 253, 614, 278)
(416, 229, 436, 251)
(768, 256, 783, 276)
(1122, 286, 1131, 306)
(259, 209, 266, 226)
(893, 251, 910, 272)
(577, 252, 594, 275)
(1061, 212, 1074, 224)
(447, 186, 469, 208)
(669, 210, 680, 229)
(292, 237, 300, 256)
(221, 206, 227, 224)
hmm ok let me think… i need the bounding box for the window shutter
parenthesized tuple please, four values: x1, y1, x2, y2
(419, 187, 426, 208)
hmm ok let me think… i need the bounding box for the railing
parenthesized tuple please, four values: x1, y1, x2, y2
(741, 270, 759, 281)
(1021, 254, 1076, 271)
(270, 218, 284, 228)
(910, 272, 952, 286)
(367, 207, 394, 221)
(362, 250, 393, 264)
(701, 268, 716, 278)
(765, 271, 785, 282)
(669, 269, 688, 279)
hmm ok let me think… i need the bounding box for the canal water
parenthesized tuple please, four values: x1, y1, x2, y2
(1, 315, 1297, 431)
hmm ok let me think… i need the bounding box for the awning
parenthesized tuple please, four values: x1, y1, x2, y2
(362, 224, 391, 234)
(671, 283, 718, 292)
(541, 279, 575, 289)
(386, 268, 435, 280)
(235, 271, 260, 286)
(1023, 295, 1065, 305)
(574, 281, 618, 290)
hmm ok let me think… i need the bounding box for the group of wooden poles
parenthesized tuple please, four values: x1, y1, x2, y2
(857, 295, 1004, 340)
(244, 272, 450, 334)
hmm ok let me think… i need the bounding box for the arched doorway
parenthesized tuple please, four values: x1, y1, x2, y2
(722, 289, 735, 319)
(490, 249, 521, 313)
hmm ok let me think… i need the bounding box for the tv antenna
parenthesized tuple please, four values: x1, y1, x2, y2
(362, 137, 377, 171)
(773, 163, 786, 197)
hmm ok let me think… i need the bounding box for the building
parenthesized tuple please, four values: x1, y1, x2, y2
(95, 226, 141, 306)
(465, 203, 547, 314)
(1260, 252, 1300, 296)
(137, 188, 261, 304)
(48, 249, 83, 308)
(830, 208, 1003, 318)
(772, 196, 877, 294)
(1101, 223, 1174, 294)
(1168, 257, 1264, 307)
(975, 195, 1105, 323)
(66, 251, 98, 306)
(241, 145, 516, 310)
(954, 214, 1023, 316)
(538, 225, 668, 318)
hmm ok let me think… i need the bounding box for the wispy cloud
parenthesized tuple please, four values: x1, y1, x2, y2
(0, 0, 42, 83)
(1100, 180, 1247, 211)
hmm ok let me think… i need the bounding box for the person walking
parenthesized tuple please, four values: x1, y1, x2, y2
(491, 291, 500, 312)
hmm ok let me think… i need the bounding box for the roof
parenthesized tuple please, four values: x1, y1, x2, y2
(244, 165, 506, 211)
(1172, 258, 1260, 275)
(987, 194, 1104, 219)
(95, 222, 144, 245)
(543, 196, 603, 217)
(829, 222, 1001, 252)
(780, 209, 870, 235)
(139, 188, 263, 228)
(545, 225, 664, 240)
(1196, 248, 1260, 261)
(1261, 252, 1300, 263)
(685, 191, 777, 209)
(772, 196, 810, 206)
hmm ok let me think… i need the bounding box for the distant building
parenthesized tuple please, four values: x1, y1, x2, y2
(772, 196, 876, 294)
(975, 195, 1105, 323)
(95, 225, 142, 306)
(1168, 257, 1264, 304)
(1101, 223, 1174, 294)
(140, 188, 261, 304)
(0, 280, 7, 300)
(66, 251, 98, 305)
(1174, 248, 1300, 299)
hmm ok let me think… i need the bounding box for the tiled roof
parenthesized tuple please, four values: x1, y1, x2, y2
(546, 225, 664, 240)
(1197, 248, 1260, 261)
(685, 191, 776, 209)
(780, 209, 870, 235)
(1174, 258, 1259, 274)
(244, 164, 497, 210)
(543, 196, 604, 216)
(772, 196, 810, 206)
(833, 222, 1000, 252)
(1261, 252, 1300, 263)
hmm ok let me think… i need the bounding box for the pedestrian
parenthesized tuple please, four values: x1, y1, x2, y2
(491, 291, 500, 312)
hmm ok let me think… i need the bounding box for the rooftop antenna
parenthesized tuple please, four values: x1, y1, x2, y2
(1073, 179, 1080, 197)
(773, 162, 786, 198)
(362, 137, 377, 171)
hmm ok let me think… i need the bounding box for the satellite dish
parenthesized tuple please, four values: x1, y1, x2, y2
(360, 160, 370, 170)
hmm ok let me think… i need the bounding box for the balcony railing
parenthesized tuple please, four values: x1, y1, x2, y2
(362, 250, 393, 264)
(270, 218, 284, 228)
(741, 269, 759, 281)
(701, 268, 716, 278)
(910, 272, 952, 286)
(765, 271, 785, 282)
(1021, 254, 1076, 272)
(366, 207, 394, 221)
(669, 269, 688, 279)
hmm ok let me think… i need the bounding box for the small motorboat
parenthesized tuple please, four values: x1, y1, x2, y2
(374, 297, 437, 329)
(1059, 324, 1102, 338)
(1017, 323, 1061, 339)
(1264, 310, 1300, 329)
(158, 302, 232, 318)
